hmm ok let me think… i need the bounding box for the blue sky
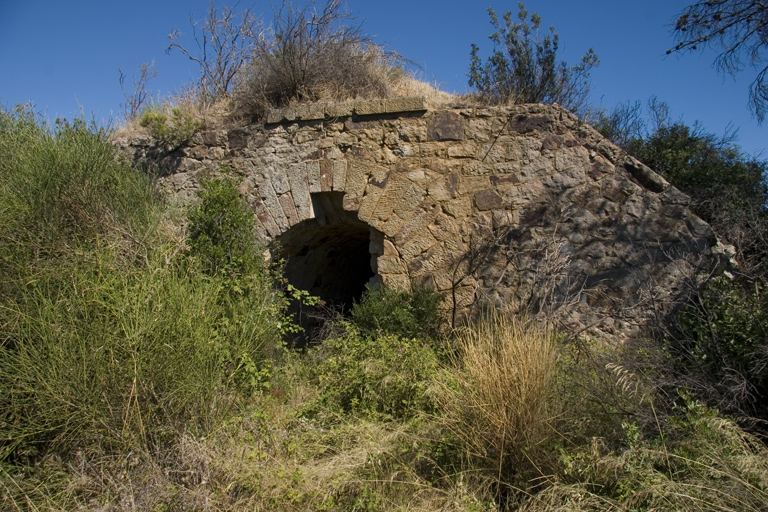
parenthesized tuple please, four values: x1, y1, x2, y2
(1, 0, 765, 157)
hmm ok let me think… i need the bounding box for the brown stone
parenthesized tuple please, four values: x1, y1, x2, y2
(428, 111, 464, 141)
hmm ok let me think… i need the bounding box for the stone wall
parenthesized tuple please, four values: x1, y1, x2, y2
(119, 98, 735, 338)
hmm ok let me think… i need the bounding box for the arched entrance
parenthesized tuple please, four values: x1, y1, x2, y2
(275, 192, 383, 344)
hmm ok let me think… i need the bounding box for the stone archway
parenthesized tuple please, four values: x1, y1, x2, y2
(275, 191, 383, 343)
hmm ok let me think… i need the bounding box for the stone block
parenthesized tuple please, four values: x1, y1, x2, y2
(254, 203, 281, 238)
(304, 103, 326, 120)
(268, 166, 291, 195)
(357, 185, 386, 223)
(342, 161, 371, 210)
(257, 181, 288, 232)
(319, 160, 334, 192)
(286, 163, 312, 220)
(278, 192, 300, 226)
(306, 160, 322, 193)
(354, 99, 387, 116)
(399, 226, 438, 260)
(266, 107, 295, 124)
(377, 255, 407, 274)
(385, 96, 426, 113)
(428, 110, 465, 141)
(325, 101, 354, 118)
(332, 160, 348, 191)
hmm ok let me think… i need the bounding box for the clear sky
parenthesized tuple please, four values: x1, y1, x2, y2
(1, 0, 765, 157)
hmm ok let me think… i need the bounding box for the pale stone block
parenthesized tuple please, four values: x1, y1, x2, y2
(354, 99, 386, 116)
(441, 196, 472, 219)
(447, 141, 479, 158)
(268, 166, 291, 195)
(394, 199, 440, 244)
(377, 255, 408, 275)
(257, 181, 288, 232)
(381, 273, 411, 291)
(325, 101, 353, 118)
(371, 176, 410, 226)
(398, 226, 438, 260)
(306, 160, 322, 193)
(342, 161, 370, 209)
(304, 103, 326, 120)
(278, 192, 300, 226)
(285, 163, 312, 220)
(357, 185, 385, 223)
(385, 96, 426, 113)
(332, 160, 348, 191)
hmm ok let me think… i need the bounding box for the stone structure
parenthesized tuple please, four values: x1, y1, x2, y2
(120, 98, 734, 338)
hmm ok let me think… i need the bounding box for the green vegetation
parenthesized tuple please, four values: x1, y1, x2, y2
(7, 1, 768, 509)
(468, 3, 598, 116)
(138, 104, 201, 147)
(596, 101, 768, 424)
(351, 284, 444, 340)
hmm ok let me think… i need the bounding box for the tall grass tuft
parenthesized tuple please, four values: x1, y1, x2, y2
(437, 310, 559, 502)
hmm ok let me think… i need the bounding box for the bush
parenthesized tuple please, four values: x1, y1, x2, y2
(235, 0, 400, 120)
(522, 400, 768, 512)
(138, 105, 201, 147)
(305, 324, 439, 420)
(468, 3, 598, 116)
(0, 109, 157, 256)
(186, 177, 262, 277)
(350, 284, 444, 340)
(0, 108, 286, 464)
(668, 276, 768, 419)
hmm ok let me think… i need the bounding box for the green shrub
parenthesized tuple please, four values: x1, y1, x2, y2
(186, 177, 261, 277)
(138, 105, 200, 146)
(0, 108, 157, 257)
(468, 3, 598, 115)
(669, 276, 768, 418)
(0, 107, 286, 464)
(0, 249, 284, 462)
(350, 285, 444, 340)
(305, 324, 439, 420)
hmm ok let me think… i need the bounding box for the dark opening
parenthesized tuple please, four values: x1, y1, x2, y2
(275, 192, 381, 345)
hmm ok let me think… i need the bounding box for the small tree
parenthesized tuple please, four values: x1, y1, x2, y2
(118, 61, 158, 120)
(468, 3, 598, 116)
(167, 0, 261, 101)
(670, 1, 768, 123)
(186, 177, 261, 277)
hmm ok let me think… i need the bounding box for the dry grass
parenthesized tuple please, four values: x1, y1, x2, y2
(437, 311, 560, 484)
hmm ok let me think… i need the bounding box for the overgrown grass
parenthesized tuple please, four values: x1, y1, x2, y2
(5, 104, 768, 512)
(0, 108, 286, 508)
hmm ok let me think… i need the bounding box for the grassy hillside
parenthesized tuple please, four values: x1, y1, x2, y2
(3, 105, 768, 511)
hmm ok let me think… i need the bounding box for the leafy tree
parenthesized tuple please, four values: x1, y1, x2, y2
(630, 121, 768, 279)
(468, 2, 598, 116)
(670, 0, 768, 122)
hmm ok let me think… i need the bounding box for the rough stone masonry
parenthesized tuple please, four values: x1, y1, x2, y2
(119, 98, 735, 339)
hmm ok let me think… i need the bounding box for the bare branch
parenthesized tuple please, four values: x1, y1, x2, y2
(118, 61, 158, 120)
(167, 0, 262, 101)
(670, 0, 768, 123)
